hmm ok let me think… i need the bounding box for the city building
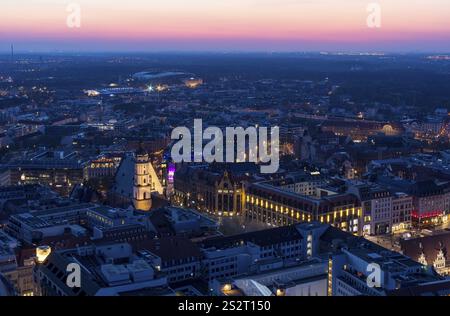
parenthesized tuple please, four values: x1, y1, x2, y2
(401, 231, 450, 276)
(391, 192, 413, 233)
(134, 237, 203, 284)
(133, 146, 153, 211)
(320, 120, 404, 141)
(34, 242, 169, 296)
(6, 203, 147, 244)
(2, 152, 84, 196)
(205, 222, 447, 296)
(83, 154, 123, 180)
(173, 165, 247, 217)
(244, 181, 363, 235)
(349, 184, 394, 235)
(109, 149, 163, 210)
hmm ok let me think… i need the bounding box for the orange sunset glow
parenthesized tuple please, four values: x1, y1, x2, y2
(1, 0, 449, 51)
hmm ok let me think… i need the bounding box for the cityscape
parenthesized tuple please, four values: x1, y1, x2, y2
(1, 0, 450, 302)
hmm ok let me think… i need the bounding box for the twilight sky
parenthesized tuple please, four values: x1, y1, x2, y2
(1, 0, 449, 52)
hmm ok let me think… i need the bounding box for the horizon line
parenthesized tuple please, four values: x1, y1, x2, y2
(0, 49, 449, 55)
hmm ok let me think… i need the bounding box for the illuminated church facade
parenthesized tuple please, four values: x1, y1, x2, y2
(109, 146, 163, 211)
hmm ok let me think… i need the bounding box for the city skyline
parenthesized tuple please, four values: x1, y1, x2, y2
(1, 1, 450, 300)
(1, 0, 450, 52)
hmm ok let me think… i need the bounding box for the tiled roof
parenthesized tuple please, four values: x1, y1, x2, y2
(401, 232, 450, 265)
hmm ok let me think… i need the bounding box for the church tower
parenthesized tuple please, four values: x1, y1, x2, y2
(133, 144, 152, 211)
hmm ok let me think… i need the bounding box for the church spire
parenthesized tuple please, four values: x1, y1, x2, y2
(133, 143, 152, 211)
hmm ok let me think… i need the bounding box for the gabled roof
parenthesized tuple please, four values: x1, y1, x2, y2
(401, 232, 450, 264)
